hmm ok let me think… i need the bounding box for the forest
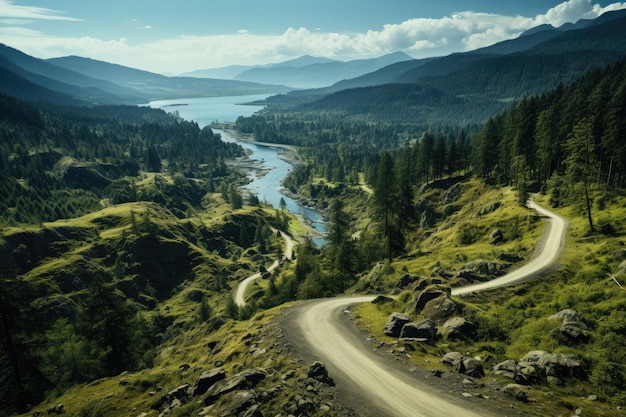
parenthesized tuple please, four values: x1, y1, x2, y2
(2, 52, 626, 416)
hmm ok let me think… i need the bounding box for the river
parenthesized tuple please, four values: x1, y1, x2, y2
(148, 94, 327, 245)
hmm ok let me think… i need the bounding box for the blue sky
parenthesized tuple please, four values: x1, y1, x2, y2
(1, 0, 625, 74)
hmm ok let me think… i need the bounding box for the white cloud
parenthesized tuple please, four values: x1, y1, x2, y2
(2, 0, 625, 74)
(0, 0, 80, 21)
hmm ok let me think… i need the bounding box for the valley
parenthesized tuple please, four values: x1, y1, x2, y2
(1, 6, 626, 417)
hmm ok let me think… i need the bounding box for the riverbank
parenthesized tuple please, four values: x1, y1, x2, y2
(214, 126, 326, 245)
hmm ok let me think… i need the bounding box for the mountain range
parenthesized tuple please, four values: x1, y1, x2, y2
(1, 9, 626, 118)
(0, 44, 291, 106)
(269, 9, 626, 125)
(182, 53, 414, 88)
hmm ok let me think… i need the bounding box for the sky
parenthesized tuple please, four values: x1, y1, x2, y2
(1, 0, 625, 75)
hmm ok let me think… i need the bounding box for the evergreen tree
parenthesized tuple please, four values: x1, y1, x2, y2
(80, 274, 137, 375)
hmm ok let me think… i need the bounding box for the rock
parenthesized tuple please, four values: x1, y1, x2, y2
(462, 358, 485, 378)
(371, 295, 394, 304)
(420, 294, 458, 321)
(497, 252, 524, 263)
(442, 183, 462, 205)
(515, 351, 584, 384)
(515, 362, 543, 385)
(503, 383, 528, 402)
(479, 201, 501, 215)
(399, 319, 436, 341)
(308, 361, 335, 386)
(408, 285, 451, 313)
(153, 384, 190, 411)
(492, 360, 518, 379)
(46, 404, 64, 414)
(214, 390, 258, 416)
(192, 368, 226, 397)
(204, 368, 266, 405)
(552, 323, 590, 344)
(587, 394, 598, 401)
(548, 309, 584, 326)
(383, 312, 410, 337)
(489, 229, 504, 244)
(396, 274, 419, 289)
(442, 352, 484, 378)
(457, 259, 505, 282)
(185, 289, 206, 302)
(442, 352, 465, 369)
(439, 317, 477, 341)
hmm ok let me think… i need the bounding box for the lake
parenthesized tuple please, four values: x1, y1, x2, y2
(148, 94, 327, 245)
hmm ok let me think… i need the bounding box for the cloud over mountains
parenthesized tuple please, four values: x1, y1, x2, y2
(1, 0, 625, 74)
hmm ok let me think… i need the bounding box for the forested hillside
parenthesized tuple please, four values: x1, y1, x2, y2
(0, 93, 242, 225)
(0, 94, 286, 415)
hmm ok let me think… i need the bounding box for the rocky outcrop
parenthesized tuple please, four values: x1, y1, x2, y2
(439, 317, 477, 341)
(383, 313, 410, 337)
(405, 284, 450, 314)
(493, 350, 584, 385)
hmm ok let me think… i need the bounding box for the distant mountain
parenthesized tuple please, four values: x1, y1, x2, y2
(181, 55, 338, 79)
(48, 56, 291, 100)
(265, 9, 626, 125)
(184, 53, 413, 89)
(0, 44, 143, 104)
(232, 52, 413, 88)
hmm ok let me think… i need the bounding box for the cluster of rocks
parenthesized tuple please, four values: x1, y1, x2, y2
(151, 367, 268, 416)
(493, 350, 584, 386)
(383, 311, 477, 343)
(147, 361, 338, 417)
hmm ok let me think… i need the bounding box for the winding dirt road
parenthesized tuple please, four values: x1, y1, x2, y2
(288, 200, 567, 416)
(452, 200, 567, 296)
(234, 229, 294, 307)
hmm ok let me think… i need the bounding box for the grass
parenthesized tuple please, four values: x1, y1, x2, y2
(349, 180, 626, 416)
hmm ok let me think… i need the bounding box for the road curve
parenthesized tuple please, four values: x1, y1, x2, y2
(289, 200, 567, 416)
(296, 296, 497, 417)
(234, 230, 294, 307)
(451, 200, 567, 296)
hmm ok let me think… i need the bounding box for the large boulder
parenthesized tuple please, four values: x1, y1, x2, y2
(439, 317, 477, 341)
(420, 295, 458, 321)
(383, 312, 410, 337)
(191, 368, 226, 397)
(399, 319, 436, 341)
(406, 285, 451, 314)
(551, 323, 589, 345)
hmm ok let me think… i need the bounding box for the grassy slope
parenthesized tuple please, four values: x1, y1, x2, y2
(351, 180, 626, 416)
